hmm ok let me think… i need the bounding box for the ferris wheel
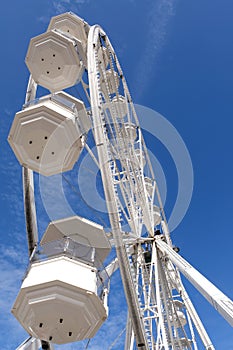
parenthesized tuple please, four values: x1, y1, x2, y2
(8, 12, 233, 350)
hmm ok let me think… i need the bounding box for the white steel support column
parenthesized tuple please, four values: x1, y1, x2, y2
(156, 237, 233, 328)
(153, 243, 170, 349)
(23, 76, 38, 256)
(124, 314, 135, 350)
(179, 282, 215, 350)
(22, 78, 52, 350)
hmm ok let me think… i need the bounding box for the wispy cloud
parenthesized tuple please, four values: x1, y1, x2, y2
(133, 0, 177, 98)
(52, 0, 89, 14)
(0, 244, 27, 266)
(37, 0, 89, 24)
(0, 255, 28, 349)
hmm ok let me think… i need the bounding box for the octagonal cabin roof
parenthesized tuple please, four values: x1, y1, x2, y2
(47, 12, 89, 58)
(40, 216, 111, 264)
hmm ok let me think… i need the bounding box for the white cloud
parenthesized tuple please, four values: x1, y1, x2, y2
(133, 0, 177, 97)
(37, 0, 89, 23)
(0, 256, 28, 349)
(52, 0, 89, 14)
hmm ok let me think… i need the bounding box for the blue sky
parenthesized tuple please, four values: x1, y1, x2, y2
(0, 0, 233, 349)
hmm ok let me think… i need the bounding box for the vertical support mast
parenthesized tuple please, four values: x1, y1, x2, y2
(22, 78, 51, 350)
(23, 76, 38, 256)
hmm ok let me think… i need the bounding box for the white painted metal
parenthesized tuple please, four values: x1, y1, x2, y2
(26, 30, 84, 92)
(101, 257, 118, 280)
(156, 237, 233, 328)
(10, 11, 233, 350)
(16, 337, 42, 350)
(23, 257, 97, 289)
(12, 256, 107, 344)
(153, 205, 162, 226)
(21, 77, 51, 350)
(23, 162, 38, 255)
(100, 69, 120, 95)
(124, 315, 135, 350)
(88, 25, 151, 350)
(87, 22, 212, 350)
(54, 91, 91, 134)
(40, 215, 111, 264)
(172, 301, 187, 327)
(178, 281, 214, 350)
(8, 92, 88, 176)
(47, 12, 90, 56)
(22, 76, 38, 256)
